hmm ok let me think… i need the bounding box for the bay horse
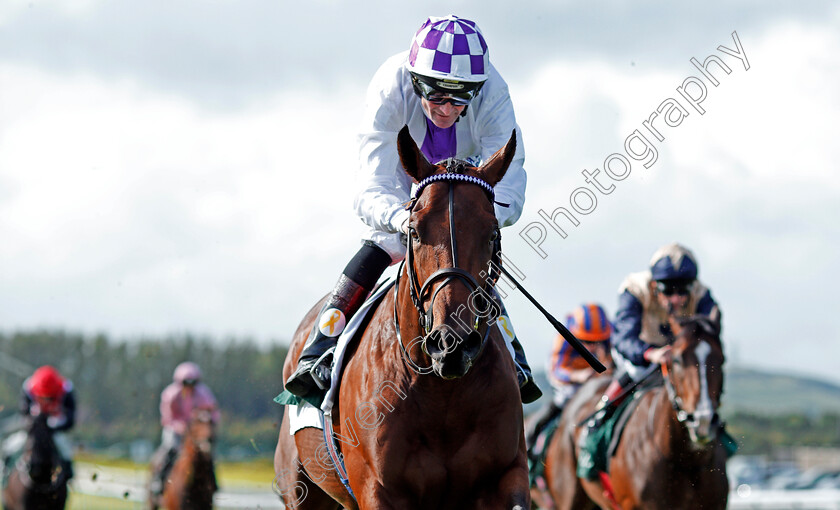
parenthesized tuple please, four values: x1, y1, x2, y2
(542, 315, 729, 510)
(274, 126, 530, 509)
(1, 413, 69, 510)
(149, 409, 217, 510)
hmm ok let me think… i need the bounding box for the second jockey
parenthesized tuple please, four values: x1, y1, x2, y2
(589, 243, 721, 428)
(149, 362, 220, 497)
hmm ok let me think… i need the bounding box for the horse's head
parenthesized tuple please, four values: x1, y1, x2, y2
(24, 413, 58, 483)
(665, 315, 725, 447)
(188, 408, 216, 456)
(396, 125, 516, 380)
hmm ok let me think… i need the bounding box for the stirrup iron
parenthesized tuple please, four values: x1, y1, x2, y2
(310, 346, 336, 391)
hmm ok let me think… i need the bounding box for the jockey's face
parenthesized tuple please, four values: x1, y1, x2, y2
(35, 396, 60, 415)
(421, 98, 466, 129)
(655, 280, 691, 313)
(182, 379, 197, 393)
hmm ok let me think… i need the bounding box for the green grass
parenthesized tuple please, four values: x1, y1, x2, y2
(74, 452, 276, 486)
(64, 453, 277, 509)
(68, 492, 142, 509)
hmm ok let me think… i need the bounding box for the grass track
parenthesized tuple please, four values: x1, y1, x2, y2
(68, 492, 142, 509)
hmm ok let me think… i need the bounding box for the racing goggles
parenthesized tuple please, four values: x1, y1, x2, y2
(411, 73, 483, 106)
(655, 281, 692, 296)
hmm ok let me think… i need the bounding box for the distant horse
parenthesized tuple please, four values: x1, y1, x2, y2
(2, 413, 69, 510)
(149, 409, 217, 510)
(545, 315, 729, 510)
(274, 126, 530, 509)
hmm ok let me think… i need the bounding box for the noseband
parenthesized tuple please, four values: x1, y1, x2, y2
(394, 166, 498, 366)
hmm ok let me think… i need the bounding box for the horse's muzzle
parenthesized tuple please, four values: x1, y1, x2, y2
(423, 326, 482, 380)
(685, 409, 720, 447)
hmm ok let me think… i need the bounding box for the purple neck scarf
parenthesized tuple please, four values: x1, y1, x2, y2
(420, 116, 457, 164)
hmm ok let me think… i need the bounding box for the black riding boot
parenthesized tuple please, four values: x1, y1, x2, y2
(284, 242, 391, 400)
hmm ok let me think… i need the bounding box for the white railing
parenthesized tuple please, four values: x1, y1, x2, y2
(729, 488, 840, 509)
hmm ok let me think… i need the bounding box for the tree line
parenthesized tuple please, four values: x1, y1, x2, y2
(2, 330, 838, 460)
(0, 330, 288, 458)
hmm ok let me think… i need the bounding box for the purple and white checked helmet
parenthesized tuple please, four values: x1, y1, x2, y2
(407, 15, 489, 84)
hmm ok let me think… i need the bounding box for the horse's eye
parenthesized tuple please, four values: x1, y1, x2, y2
(489, 229, 499, 244)
(410, 227, 420, 241)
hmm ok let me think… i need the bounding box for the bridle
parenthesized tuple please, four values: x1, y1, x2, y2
(393, 165, 499, 368)
(661, 332, 723, 441)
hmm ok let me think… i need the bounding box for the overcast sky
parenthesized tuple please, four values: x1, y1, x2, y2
(1, 1, 838, 384)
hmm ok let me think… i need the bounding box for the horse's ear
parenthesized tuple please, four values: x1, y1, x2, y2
(398, 125, 436, 182)
(476, 130, 516, 186)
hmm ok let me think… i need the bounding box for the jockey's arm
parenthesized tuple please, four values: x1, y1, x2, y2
(196, 385, 221, 424)
(473, 81, 526, 228)
(160, 385, 188, 435)
(696, 288, 722, 333)
(355, 58, 414, 236)
(613, 290, 652, 366)
(18, 389, 33, 416)
(47, 391, 76, 431)
(550, 340, 578, 385)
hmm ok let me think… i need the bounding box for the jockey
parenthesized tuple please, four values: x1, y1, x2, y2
(150, 362, 220, 497)
(592, 243, 721, 423)
(1, 365, 76, 479)
(526, 304, 612, 460)
(284, 14, 539, 404)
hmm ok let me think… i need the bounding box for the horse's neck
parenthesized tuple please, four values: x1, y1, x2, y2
(28, 426, 55, 475)
(174, 435, 198, 474)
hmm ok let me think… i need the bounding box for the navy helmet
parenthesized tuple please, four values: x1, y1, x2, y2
(649, 243, 698, 283)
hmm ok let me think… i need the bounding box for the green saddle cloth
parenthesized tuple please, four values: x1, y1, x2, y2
(576, 395, 637, 481)
(527, 413, 563, 487)
(274, 390, 320, 408)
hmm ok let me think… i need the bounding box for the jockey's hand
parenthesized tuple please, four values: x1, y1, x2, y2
(644, 345, 673, 365)
(400, 217, 410, 236)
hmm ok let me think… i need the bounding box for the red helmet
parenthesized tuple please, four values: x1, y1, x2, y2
(30, 365, 66, 400)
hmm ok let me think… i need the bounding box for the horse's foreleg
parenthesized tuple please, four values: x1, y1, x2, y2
(478, 462, 530, 510)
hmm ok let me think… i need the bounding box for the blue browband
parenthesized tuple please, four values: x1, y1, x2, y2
(412, 173, 495, 201)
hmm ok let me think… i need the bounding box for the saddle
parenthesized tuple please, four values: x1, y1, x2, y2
(577, 378, 661, 481)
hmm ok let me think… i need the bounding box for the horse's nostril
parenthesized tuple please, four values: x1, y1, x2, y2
(424, 327, 463, 357)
